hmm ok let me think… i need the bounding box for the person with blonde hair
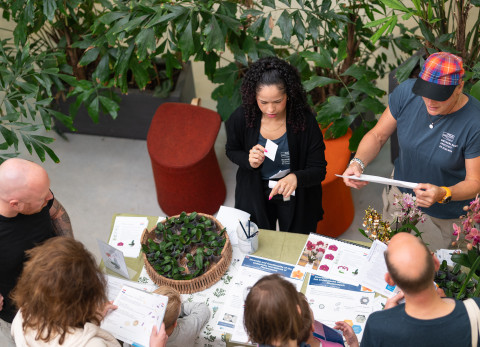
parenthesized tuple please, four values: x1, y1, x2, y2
(10, 237, 168, 347)
(153, 286, 210, 347)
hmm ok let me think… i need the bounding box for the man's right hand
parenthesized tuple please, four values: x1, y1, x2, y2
(0, 293, 3, 311)
(342, 163, 369, 189)
(384, 291, 405, 310)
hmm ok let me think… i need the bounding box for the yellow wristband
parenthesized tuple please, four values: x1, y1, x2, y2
(438, 186, 452, 204)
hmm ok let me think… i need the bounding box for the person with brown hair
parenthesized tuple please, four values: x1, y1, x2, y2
(10, 237, 168, 347)
(244, 273, 306, 347)
(152, 286, 210, 347)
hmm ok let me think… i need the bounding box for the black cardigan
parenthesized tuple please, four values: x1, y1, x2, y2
(225, 106, 327, 234)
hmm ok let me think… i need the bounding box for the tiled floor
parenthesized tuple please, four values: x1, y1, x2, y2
(26, 123, 393, 261)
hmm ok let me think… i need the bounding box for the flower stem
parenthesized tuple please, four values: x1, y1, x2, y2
(457, 256, 480, 299)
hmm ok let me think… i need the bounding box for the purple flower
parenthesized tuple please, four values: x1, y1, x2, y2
(319, 265, 329, 271)
(328, 245, 338, 251)
(325, 254, 334, 260)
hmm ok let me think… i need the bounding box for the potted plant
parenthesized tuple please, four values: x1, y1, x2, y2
(359, 192, 425, 243)
(141, 211, 232, 294)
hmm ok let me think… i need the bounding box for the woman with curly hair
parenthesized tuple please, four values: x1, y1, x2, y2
(226, 56, 327, 234)
(10, 237, 167, 347)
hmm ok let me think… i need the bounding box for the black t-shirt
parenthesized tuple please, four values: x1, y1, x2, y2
(0, 198, 56, 323)
(360, 298, 480, 346)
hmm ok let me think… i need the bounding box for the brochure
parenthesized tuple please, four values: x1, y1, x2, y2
(295, 233, 368, 285)
(98, 240, 129, 278)
(305, 274, 375, 343)
(222, 255, 305, 344)
(105, 274, 157, 302)
(108, 216, 149, 258)
(358, 240, 400, 298)
(101, 285, 168, 347)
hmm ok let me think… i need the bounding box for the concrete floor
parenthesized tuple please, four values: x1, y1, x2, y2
(25, 121, 393, 262)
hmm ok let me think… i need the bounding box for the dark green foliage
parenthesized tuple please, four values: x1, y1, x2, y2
(142, 212, 227, 281)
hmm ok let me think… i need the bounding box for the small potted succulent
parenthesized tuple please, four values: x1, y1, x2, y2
(141, 212, 232, 293)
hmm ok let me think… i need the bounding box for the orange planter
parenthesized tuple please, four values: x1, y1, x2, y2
(316, 127, 355, 237)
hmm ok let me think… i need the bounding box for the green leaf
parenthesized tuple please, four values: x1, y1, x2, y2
(452, 253, 472, 268)
(262, 0, 276, 8)
(364, 16, 391, 28)
(146, 6, 188, 28)
(179, 20, 194, 60)
(303, 76, 340, 92)
(98, 96, 119, 119)
(299, 51, 331, 69)
(470, 80, 480, 102)
(86, 97, 100, 123)
(277, 10, 293, 43)
(370, 17, 394, 44)
(350, 79, 385, 98)
(379, 0, 410, 12)
(78, 48, 100, 67)
(135, 27, 156, 62)
(395, 55, 420, 83)
(204, 17, 225, 52)
(43, 0, 57, 21)
(316, 96, 349, 126)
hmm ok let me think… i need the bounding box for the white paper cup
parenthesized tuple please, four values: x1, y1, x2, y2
(236, 220, 259, 254)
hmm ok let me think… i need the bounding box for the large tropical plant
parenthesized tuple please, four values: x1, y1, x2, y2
(97, 0, 391, 151)
(365, 0, 480, 99)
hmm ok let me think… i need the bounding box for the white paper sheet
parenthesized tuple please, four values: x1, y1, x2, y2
(436, 248, 461, 267)
(98, 240, 129, 278)
(101, 285, 168, 347)
(335, 174, 418, 189)
(108, 216, 148, 258)
(264, 139, 278, 161)
(358, 240, 399, 298)
(105, 274, 157, 302)
(215, 206, 251, 246)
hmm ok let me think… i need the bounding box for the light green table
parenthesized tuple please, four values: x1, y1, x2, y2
(104, 213, 369, 347)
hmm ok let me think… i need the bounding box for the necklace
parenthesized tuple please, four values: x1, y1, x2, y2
(428, 115, 447, 129)
(428, 93, 463, 129)
(261, 118, 286, 132)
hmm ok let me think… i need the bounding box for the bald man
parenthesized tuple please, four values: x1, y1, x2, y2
(361, 233, 480, 346)
(0, 158, 73, 346)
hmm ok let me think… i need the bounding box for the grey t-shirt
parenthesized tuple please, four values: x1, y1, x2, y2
(166, 302, 210, 347)
(258, 132, 290, 180)
(390, 79, 480, 218)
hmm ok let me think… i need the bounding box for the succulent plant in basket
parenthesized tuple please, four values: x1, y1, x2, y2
(142, 212, 228, 281)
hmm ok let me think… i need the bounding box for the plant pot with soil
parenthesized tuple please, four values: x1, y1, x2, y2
(141, 211, 232, 294)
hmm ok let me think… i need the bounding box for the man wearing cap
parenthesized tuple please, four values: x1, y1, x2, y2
(342, 52, 480, 249)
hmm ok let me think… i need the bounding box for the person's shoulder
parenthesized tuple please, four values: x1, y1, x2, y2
(466, 94, 480, 112)
(368, 304, 404, 322)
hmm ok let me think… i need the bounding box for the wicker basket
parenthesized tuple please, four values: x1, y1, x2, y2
(141, 213, 232, 294)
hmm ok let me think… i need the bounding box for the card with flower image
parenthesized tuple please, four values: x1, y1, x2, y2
(295, 233, 369, 285)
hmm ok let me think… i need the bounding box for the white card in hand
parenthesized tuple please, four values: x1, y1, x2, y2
(264, 139, 278, 161)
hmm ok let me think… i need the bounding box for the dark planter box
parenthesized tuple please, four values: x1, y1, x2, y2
(55, 62, 196, 140)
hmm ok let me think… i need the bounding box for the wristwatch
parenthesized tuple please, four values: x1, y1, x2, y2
(438, 186, 452, 204)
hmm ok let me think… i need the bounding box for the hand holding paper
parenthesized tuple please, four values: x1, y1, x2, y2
(336, 174, 418, 190)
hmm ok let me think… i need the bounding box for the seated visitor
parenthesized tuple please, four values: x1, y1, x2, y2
(244, 273, 306, 347)
(361, 232, 480, 346)
(10, 237, 167, 347)
(152, 286, 210, 347)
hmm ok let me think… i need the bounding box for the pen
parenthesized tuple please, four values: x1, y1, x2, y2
(247, 219, 251, 238)
(239, 220, 249, 239)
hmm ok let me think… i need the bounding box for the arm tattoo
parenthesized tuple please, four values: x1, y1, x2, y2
(50, 199, 74, 238)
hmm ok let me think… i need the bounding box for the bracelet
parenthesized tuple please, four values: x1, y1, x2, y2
(349, 158, 365, 172)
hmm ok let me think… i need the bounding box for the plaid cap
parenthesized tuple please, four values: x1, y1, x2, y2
(412, 52, 464, 101)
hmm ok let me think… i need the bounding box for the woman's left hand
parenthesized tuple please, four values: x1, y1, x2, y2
(413, 183, 446, 207)
(269, 173, 297, 200)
